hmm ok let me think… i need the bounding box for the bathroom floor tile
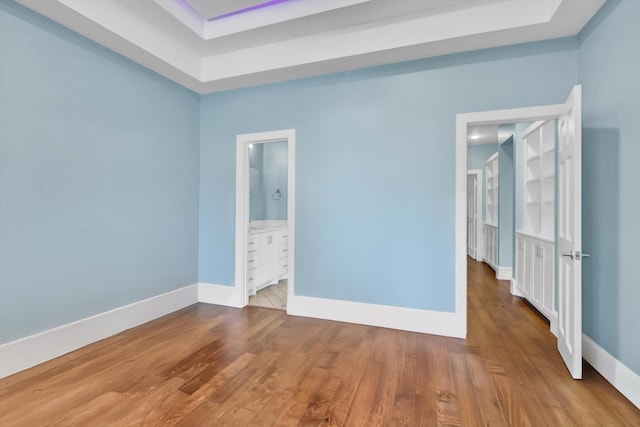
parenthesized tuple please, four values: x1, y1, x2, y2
(248, 280, 287, 311)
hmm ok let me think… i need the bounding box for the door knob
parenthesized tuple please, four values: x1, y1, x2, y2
(562, 251, 574, 259)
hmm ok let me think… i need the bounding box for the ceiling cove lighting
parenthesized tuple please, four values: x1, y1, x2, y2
(208, 0, 291, 21)
(156, 0, 371, 40)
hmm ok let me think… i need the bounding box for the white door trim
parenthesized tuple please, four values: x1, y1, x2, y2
(235, 129, 296, 308)
(456, 104, 563, 339)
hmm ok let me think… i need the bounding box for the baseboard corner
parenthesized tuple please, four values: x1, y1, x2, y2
(510, 278, 524, 297)
(549, 311, 558, 337)
(0, 283, 199, 379)
(197, 282, 244, 308)
(496, 265, 513, 281)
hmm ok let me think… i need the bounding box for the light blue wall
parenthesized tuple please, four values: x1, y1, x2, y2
(0, 2, 200, 343)
(498, 134, 514, 268)
(467, 144, 498, 223)
(2, 0, 634, 379)
(578, 0, 640, 374)
(199, 39, 578, 311)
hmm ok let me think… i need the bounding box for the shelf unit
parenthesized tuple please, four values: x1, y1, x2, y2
(514, 119, 557, 324)
(523, 120, 555, 240)
(484, 153, 499, 226)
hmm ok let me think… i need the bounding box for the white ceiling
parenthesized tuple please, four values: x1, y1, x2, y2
(16, 0, 606, 94)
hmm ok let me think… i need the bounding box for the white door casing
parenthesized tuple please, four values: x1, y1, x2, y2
(235, 129, 296, 309)
(456, 87, 582, 378)
(557, 85, 583, 379)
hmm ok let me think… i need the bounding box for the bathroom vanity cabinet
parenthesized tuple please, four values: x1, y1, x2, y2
(247, 227, 288, 294)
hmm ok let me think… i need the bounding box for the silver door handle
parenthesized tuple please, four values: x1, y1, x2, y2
(562, 251, 574, 259)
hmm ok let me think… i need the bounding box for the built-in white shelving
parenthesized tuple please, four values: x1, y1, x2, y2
(514, 119, 557, 324)
(483, 153, 499, 271)
(484, 153, 499, 226)
(523, 120, 555, 240)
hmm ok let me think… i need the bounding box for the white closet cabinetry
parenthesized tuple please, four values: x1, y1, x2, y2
(483, 153, 499, 269)
(485, 153, 499, 226)
(515, 120, 556, 323)
(483, 224, 498, 269)
(247, 229, 288, 294)
(516, 233, 555, 319)
(524, 120, 555, 239)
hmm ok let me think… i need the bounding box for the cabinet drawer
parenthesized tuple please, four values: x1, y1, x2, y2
(247, 238, 258, 252)
(279, 246, 288, 259)
(279, 259, 288, 272)
(279, 234, 288, 245)
(247, 251, 258, 270)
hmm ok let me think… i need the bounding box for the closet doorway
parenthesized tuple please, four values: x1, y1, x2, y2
(235, 129, 296, 312)
(458, 86, 585, 378)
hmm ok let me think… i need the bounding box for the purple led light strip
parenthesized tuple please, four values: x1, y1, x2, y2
(208, 0, 291, 21)
(175, 0, 292, 21)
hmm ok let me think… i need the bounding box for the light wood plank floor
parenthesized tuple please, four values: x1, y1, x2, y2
(248, 280, 287, 311)
(0, 259, 638, 426)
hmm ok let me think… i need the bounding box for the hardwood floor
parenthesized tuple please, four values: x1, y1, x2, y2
(1, 259, 638, 426)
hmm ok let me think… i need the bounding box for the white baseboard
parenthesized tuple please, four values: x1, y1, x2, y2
(287, 295, 465, 339)
(483, 259, 496, 271)
(550, 311, 558, 337)
(583, 334, 640, 409)
(197, 282, 243, 308)
(0, 284, 198, 379)
(510, 278, 524, 297)
(496, 266, 513, 280)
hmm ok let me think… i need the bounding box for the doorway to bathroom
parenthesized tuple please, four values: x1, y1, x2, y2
(235, 129, 295, 312)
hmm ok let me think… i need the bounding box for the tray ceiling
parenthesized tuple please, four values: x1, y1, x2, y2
(16, 0, 606, 94)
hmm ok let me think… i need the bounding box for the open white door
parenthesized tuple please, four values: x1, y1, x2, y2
(557, 85, 583, 379)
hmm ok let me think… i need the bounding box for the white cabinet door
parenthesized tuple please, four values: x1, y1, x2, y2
(523, 238, 535, 298)
(531, 243, 543, 308)
(265, 231, 279, 281)
(541, 241, 555, 316)
(515, 233, 556, 323)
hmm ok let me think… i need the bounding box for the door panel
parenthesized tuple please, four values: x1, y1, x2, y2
(557, 85, 583, 379)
